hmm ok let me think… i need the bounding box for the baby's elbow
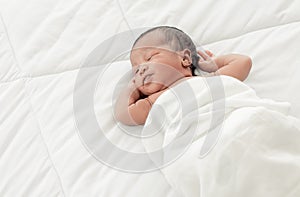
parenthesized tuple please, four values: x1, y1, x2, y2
(115, 109, 133, 126)
(240, 56, 252, 81)
(245, 56, 252, 71)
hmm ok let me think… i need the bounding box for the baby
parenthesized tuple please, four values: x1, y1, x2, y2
(115, 26, 252, 125)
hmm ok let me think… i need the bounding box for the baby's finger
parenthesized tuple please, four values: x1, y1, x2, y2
(197, 50, 210, 60)
(205, 50, 214, 57)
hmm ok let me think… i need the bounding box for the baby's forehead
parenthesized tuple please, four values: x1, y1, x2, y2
(134, 31, 166, 48)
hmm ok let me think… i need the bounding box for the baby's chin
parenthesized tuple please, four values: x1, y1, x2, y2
(139, 83, 166, 96)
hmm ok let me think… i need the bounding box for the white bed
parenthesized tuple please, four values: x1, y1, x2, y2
(1, 0, 300, 196)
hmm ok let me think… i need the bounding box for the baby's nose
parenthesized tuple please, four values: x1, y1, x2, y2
(138, 64, 148, 75)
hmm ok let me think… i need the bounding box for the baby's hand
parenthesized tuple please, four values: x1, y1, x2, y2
(197, 50, 219, 73)
(128, 78, 142, 104)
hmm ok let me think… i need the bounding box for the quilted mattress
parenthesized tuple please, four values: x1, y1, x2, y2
(1, 0, 300, 196)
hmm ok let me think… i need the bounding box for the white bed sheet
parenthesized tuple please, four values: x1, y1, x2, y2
(0, 0, 300, 196)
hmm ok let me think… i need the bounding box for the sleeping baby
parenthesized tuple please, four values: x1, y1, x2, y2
(114, 26, 252, 125)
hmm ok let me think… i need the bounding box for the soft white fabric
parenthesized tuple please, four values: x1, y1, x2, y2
(1, 0, 300, 196)
(143, 76, 300, 196)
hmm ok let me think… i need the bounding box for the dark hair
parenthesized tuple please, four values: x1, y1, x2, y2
(132, 26, 199, 76)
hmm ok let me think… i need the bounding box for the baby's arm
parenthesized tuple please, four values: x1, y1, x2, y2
(114, 80, 149, 125)
(114, 80, 165, 125)
(213, 54, 252, 81)
(198, 51, 252, 81)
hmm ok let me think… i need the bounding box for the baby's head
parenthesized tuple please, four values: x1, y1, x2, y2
(131, 26, 199, 74)
(130, 26, 199, 96)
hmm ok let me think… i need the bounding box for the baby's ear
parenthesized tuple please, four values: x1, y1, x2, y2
(180, 49, 192, 68)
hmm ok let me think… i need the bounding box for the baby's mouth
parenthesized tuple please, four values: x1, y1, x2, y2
(143, 74, 153, 85)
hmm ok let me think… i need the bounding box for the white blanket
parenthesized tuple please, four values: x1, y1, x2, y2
(1, 0, 300, 196)
(142, 76, 300, 197)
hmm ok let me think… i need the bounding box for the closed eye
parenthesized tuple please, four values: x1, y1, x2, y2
(147, 52, 159, 61)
